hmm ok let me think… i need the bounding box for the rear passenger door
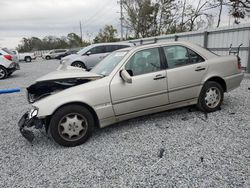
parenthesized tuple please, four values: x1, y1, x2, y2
(163, 45, 207, 103)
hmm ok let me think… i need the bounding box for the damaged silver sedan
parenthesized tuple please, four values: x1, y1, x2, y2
(18, 41, 244, 147)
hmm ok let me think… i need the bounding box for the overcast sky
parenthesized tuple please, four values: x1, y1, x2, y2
(0, 0, 249, 49)
(0, 0, 120, 48)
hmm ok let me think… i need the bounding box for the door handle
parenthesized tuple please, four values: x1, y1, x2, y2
(195, 67, 206, 71)
(153, 74, 166, 80)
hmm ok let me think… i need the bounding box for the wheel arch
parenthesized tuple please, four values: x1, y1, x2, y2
(203, 76, 227, 92)
(46, 101, 100, 129)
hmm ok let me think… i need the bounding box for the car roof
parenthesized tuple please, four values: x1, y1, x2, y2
(92, 42, 134, 47)
(116, 41, 216, 59)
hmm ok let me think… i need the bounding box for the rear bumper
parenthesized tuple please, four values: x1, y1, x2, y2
(7, 62, 20, 72)
(224, 72, 244, 92)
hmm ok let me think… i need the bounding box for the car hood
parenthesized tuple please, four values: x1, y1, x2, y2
(36, 66, 102, 82)
(27, 66, 103, 103)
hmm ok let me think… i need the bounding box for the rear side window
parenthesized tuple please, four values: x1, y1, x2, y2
(89, 46, 106, 54)
(188, 49, 205, 64)
(163, 45, 205, 69)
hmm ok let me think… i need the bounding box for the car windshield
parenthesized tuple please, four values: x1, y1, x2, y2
(77, 45, 93, 55)
(91, 50, 128, 76)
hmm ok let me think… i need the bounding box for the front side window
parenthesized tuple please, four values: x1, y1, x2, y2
(125, 48, 161, 76)
(163, 45, 205, 69)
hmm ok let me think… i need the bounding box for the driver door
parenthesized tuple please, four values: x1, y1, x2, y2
(110, 47, 169, 116)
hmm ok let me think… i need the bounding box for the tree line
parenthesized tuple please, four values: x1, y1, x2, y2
(17, 0, 250, 52)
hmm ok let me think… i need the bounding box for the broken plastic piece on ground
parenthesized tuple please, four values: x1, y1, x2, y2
(20, 128, 34, 143)
(230, 112, 236, 115)
(158, 148, 165, 158)
(200, 156, 204, 162)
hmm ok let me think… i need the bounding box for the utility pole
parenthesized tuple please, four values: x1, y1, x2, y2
(79, 21, 83, 45)
(119, 0, 124, 41)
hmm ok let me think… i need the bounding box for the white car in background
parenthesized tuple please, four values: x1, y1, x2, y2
(0, 48, 20, 79)
(42, 49, 68, 60)
(61, 43, 134, 70)
(19, 52, 36, 62)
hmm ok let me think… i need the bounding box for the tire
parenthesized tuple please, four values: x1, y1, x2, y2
(49, 104, 94, 147)
(45, 56, 51, 60)
(25, 56, 32, 62)
(71, 61, 86, 69)
(0, 66, 7, 79)
(197, 81, 224, 112)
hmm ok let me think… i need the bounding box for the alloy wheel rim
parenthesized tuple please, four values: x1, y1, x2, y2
(58, 113, 88, 141)
(0, 68, 5, 78)
(205, 87, 221, 108)
(75, 63, 83, 68)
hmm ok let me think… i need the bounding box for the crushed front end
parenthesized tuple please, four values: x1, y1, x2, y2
(18, 107, 44, 142)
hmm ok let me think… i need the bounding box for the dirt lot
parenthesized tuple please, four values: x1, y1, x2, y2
(0, 59, 249, 187)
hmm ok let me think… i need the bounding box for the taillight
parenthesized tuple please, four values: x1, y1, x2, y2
(4, 55, 12, 61)
(237, 56, 241, 70)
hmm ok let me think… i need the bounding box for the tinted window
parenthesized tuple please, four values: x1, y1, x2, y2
(125, 48, 161, 76)
(117, 45, 130, 50)
(89, 46, 106, 54)
(106, 45, 116, 52)
(55, 50, 66, 53)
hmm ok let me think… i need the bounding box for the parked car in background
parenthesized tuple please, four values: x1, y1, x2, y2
(61, 43, 134, 70)
(2, 48, 19, 63)
(55, 49, 79, 60)
(42, 49, 68, 60)
(0, 48, 20, 79)
(19, 41, 243, 147)
(18, 52, 36, 62)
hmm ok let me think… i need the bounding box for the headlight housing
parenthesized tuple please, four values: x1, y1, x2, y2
(28, 107, 39, 119)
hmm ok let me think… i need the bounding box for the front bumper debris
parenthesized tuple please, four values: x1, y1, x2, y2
(18, 112, 43, 143)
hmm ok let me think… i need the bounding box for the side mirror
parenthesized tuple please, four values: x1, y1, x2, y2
(120, 69, 132, 83)
(86, 51, 91, 56)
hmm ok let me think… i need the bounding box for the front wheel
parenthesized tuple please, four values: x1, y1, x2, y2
(25, 56, 32, 62)
(197, 81, 224, 112)
(71, 61, 86, 69)
(49, 105, 94, 147)
(45, 56, 51, 60)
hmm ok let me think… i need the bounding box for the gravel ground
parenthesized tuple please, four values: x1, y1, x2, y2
(0, 59, 249, 187)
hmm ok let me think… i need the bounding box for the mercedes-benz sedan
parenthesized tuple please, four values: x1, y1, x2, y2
(18, 41, 244, 147)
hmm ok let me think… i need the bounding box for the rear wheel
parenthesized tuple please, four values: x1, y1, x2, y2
(25, 56, 32, 62)
(49, 104, 94, 147)
(71, 61, 86, 69)
(197, 81, 224, 112)
(45, 56, 51, 60)
(0, 66, 7, 79)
